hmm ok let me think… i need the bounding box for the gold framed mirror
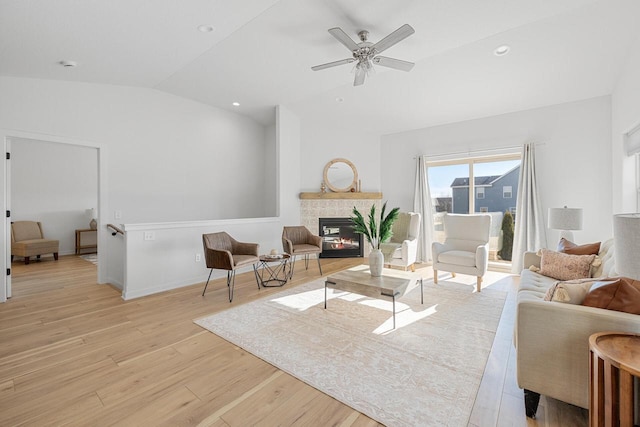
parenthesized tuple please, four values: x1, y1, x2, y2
(323, 158, 358, 192)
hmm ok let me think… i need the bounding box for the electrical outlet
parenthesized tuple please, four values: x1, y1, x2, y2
(195, 253, 201, 262)
(143, 231, 155, 241)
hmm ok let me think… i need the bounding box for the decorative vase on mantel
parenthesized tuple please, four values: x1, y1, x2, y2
(369, 248, 384, 277)
(350, 201, 400, 277)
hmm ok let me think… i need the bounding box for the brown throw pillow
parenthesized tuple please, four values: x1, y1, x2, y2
(557, 238, 601, 256)
(538, 249, 596, 281)
(582, 278, 640, 314)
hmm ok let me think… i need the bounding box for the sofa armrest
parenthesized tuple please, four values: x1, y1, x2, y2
(516, 300, 640, 409)
(432, 241, 449, 259)
(523, 251, 540, 269)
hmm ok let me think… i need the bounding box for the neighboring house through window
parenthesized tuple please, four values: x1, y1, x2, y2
(480, 207, 488, 213)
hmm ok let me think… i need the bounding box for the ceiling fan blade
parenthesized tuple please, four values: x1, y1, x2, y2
(373, 56, 414, 72)
(328, 27, 360, 52)
(354, 66, 366, 86)
(371, 24, 415, 54)
(311, 58, 355, 71)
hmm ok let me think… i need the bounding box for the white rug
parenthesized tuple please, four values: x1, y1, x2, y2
(79, 254, 98, 265)
(195, 277, 507, 426)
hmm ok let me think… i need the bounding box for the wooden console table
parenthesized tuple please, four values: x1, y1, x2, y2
(75, 229, 97, 254)
(589, 332, 640, 427)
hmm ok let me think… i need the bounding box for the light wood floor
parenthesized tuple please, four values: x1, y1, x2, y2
(0, 255, 588, 426)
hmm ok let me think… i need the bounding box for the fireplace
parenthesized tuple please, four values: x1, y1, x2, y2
(319, 217, 363, 258)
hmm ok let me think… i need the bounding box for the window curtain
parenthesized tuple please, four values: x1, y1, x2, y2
(511, 143, 547, 272)
(413, 156, 435, 263)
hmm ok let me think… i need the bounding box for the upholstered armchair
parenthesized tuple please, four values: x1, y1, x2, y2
(282, 226, 323, 278)
(201, 232, 260, 302)
(380, 212, 421, 271)
(432, 213, 491, 292)
(11, 221, 59, 265)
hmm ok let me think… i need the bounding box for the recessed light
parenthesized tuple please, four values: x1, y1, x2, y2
(59, 60, 78, 68)
(494, 45, 510, 56)
(197, 24, 215, 33)
(335, 97, 344, 103)
(232, 102, 240, 107)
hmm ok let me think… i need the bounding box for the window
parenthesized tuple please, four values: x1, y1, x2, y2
(510, 207, 517, 215)
(503, 186, 512, 198)
(479, 207, 488, 213)
(476, 187, 485, 199)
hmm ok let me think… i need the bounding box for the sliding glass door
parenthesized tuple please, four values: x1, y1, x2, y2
(426, 154, 521, 265)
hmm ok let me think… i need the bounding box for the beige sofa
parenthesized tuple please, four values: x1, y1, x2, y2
(515, 238, 640, 418)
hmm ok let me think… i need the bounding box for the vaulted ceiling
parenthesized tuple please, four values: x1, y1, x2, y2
(1, 0, 639, 134)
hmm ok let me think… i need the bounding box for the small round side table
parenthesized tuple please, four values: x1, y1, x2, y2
(589, 332, 640, 427)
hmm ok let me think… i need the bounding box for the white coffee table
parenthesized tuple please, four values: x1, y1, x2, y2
(324, 265, 424, 329)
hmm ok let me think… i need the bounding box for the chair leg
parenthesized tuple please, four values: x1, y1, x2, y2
(451, 272, 456, 278)
(228, 270, 236, 302)
(433, 269, 438, 284)
(201, 269, 214, 296)
(410, 263, 415, 272)
(476, 276, 482, 292)
(10, 255, 13, 262)
(304, 254, 309, 270)
(37, 255, 41, 260)
(53, 252, 59, 261)
(289, 255, 297, 279)
(24, 257, 30, 265)
(253, 263, 261, 289)
(316, 255, 322, 275)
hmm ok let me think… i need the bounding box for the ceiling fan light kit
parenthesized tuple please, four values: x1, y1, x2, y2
(312, 24, 415, 86)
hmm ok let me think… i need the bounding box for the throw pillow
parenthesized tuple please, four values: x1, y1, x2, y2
(582, 278, 640, 314)
(538, 249, 596, 281)
(557, 238, 601, 256)
(543, 278, 616, 304)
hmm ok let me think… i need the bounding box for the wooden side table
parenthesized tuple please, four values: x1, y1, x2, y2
(589, 332, 640, 427)
(75, 229, 97, 254)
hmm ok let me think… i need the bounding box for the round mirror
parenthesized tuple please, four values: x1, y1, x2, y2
(323, 158, 358, 192)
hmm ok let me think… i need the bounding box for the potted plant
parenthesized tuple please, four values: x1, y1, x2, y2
(351, 202, 400, 276)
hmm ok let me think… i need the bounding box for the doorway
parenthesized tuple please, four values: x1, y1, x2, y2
(2, 130, 107, 302)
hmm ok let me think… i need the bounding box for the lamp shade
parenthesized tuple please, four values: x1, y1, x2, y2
(548, 207, 583, 231)
(614, 213, 640, 280)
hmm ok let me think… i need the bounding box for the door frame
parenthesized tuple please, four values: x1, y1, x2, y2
(1, 128, 108, 302)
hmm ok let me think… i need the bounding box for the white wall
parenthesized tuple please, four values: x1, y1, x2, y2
(381, 96, 613, 246)
(299, 121, 381, 193)
(11, 138, 98, 255)
(612, 35, 640, 213)
(0, 76, 274, 223)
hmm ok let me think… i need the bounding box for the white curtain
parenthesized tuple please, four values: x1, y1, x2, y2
(413, 156, 435, 263)
(511, 143, 547, 272)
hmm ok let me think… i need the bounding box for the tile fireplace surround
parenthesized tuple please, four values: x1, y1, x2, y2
(299, 192, 382, 257)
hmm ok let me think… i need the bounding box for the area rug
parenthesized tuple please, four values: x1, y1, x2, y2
(195, 276, 507, 426)
(79, 254, 98, 265)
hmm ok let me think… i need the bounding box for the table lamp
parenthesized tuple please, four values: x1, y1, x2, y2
(614, 213, 640, 280)
(548, 206, 583, 241)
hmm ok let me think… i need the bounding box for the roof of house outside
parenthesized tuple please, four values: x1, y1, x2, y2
(450, 175, 501, 188)
(450, 164, 521, 188)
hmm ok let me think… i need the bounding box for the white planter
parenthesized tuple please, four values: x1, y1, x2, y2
(369, 248, 384, 277)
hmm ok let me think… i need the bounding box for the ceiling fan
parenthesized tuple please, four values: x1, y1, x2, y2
(311, 24, 415, 86)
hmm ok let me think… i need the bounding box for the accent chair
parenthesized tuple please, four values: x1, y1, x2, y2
(432, 213, 491, 292)
(380, 211, 421, 271)
(201, 232, 260, 302)
(11, 221, 59, 265)
(282, 226, 323, 278)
